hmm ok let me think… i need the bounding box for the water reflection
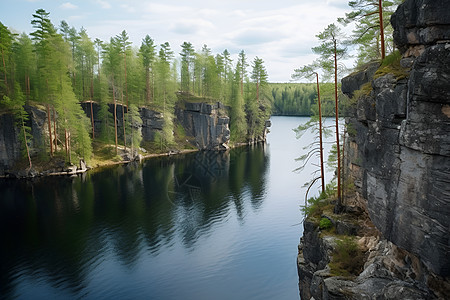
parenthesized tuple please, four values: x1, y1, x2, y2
(0, 144, 268, 298)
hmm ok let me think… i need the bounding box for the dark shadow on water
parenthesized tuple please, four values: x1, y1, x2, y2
(0, 143, 269, 298)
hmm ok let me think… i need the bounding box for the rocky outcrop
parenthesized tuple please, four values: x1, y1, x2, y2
(140, 107, 164, 142)
(0, 112, 21, 173)
(175, 101, 230, 150)
(298, 218, 440, 299)
(391, 0, 450, 56)
(342, 0, 450, 278)
(298, 0, 450, 298)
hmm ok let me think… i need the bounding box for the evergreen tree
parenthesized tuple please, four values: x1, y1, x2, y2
(250, 57, 268, 103)
(13, 33, 34, 101)
(180, 41, 195, 94)
(312, 23, 348, 210)
(292, 65, 326, 193)
(237, 50, 248, 97)
(140, 35, 157, 104)
(339, 0, 402, 64)
(0, 22, 15, 97)
(230, 68, 247, 143)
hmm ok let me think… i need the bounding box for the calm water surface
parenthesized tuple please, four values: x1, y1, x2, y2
(0, 116, 334, 300)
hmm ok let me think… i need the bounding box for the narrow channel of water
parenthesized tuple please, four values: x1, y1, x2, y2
(0, 116, 335, 300)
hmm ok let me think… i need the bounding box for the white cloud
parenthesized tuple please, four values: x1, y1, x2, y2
(170, 19, 215, 36)
(120, 4, 136, 13)
(60, 2, 78, 10)
(97, 0, 111, 9)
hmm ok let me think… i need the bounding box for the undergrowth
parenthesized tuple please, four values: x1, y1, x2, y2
(329, 236, 365, 277)
(301, 183, 336, 218)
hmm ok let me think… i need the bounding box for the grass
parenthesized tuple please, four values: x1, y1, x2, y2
(329, 236, 365, 278)
(374, 50, 409, 80)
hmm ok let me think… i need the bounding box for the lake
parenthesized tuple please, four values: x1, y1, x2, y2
(0, 116, 335, 300)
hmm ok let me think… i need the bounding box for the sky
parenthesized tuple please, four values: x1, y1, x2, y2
(0, 0, 354, 82)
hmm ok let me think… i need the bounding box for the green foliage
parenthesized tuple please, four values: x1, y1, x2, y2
(319, 217, 333, 230)
(1, 10, 272, 167)
(329, 236, 365, 277)
(339, 0, 403, 66)
(301, 183, 336, 217)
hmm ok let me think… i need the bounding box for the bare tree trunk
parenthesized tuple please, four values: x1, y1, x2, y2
(378, 0, 386, 59)
(47, 104, 53, 157)
(21, 116, 32, 170)
(53, 107, 57, 152)
(68, 130, 71, 164)
(146, 68, 150, 104)
(113, 84, 118, 155)
(316, 73, 325, 194)
(90, 101, 95, 139)
(65, 128, 68, 160)
(121, 92, 126, 151)
(334, 40, 342, 211)
(256, 80, 260, 103)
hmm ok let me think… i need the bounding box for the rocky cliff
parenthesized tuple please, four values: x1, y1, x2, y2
(298, 0, 450, 298)
(175, 101, 230, 150)
(0, 100, 234, 176)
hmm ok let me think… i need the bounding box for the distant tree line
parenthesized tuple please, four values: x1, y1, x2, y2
(0, 9, 271, 166)
(269, 83, 346, 116)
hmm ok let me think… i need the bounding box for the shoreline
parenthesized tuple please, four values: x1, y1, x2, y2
(0, 140, 267, 180)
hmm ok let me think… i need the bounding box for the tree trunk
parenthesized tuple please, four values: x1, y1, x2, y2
(256, 80, 260, 103)
(121, 92, 126, 151)
(316, 73, 325, 194)
(378, 0, 386, 59)
(113, 84, 118, 155)
(90, 101, 95, 139)
(53, 107, 57, 152)
(68, 130, 71, 164)
(47, 104, 53, 156)
(146, 68, 150, 103)
(333, 40, 342, 211)
(21, 116, 32, 170)
(65, 128, 68, 160)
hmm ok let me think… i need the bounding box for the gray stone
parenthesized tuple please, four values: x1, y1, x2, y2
(341, 62, 380, 98)
(391, 0, 450, 54)
(175, 101, 230, 150)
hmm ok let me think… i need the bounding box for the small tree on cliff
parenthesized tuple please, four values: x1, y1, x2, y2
(292, 64, 326, 194)
(312, 23, 348, 211)
(339, 0, 403, 64)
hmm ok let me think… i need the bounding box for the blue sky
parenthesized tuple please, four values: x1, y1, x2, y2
(1, 0, 353, 82)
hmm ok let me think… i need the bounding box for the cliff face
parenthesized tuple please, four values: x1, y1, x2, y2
(0, 101, 233, 175)
(298, 0, 450, 298)
(175, 101, 230, 150)
(343, 0, 450, 278)
(0, 105, 49, 174)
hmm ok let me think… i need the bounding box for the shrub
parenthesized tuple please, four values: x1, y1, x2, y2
(319, 217, 333, 230)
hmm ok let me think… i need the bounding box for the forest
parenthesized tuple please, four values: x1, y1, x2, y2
(269, 82, 347, 116)
(0, 9, 271, 167)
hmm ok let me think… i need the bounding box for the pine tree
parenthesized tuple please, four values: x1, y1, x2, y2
(312, 23, 348, 211)
(250, 57, 268, 103)
(140, 35, 156, 104)
(180, 41, 194, 94)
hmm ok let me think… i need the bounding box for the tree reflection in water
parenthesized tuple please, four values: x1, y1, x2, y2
(0, 143, 268, 298)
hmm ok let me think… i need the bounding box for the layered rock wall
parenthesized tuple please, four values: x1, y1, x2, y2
(175, 102, 230, 150)
(342, 0, 450, 278)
